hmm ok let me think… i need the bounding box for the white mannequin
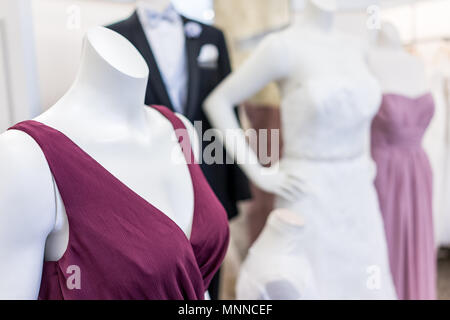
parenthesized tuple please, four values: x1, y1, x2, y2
(0, 26, 199, 299)
(205, 0, 397, 299)
(367, 22, 429, 97)
(204, 0, 351, 202)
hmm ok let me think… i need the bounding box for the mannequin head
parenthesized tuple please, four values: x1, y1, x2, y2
(83, 26, 148, 80)
(137, 0, 172, 12)
(291, 0, 338, 13)
(376, 21, 403, 49)
(67, 26, 149, 127)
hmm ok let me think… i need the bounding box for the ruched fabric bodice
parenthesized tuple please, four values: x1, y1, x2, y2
(371, 93, 435, 150)
(281, 75, 381, 161)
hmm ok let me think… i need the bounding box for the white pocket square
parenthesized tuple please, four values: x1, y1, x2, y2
(197, 44, 219, 68)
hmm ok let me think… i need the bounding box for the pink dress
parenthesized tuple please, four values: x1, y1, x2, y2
(371, 93, 436, 300)
(8, 105, 230, 300)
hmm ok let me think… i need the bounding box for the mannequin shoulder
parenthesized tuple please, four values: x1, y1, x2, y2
(405, 53, 427, 74)
(174, 113, 196, 133)
(259, 31, 290, 53)
(0, 130, 56, 235)
(243, 31, 292, 72)
(0, 130, 55, 195)
(174, 114, 201, 162)
(0, 129, 51, 176)
(144, 106, 196, 133)
(144, 108, 200, 160)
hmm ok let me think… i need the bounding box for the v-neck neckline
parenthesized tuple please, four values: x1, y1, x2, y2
(24, 119, 196, 245)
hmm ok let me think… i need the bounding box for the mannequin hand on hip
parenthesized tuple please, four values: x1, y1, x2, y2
(251, 165, 304, 202)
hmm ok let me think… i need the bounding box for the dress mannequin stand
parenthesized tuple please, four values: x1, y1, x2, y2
(0, 26, 199, 299)
(368, 22, 436, 300)
(205, 0, 396, 299)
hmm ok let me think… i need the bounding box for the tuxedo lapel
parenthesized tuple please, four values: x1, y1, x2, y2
(182, 16, 201, 120)
(128, 11, 174, 111)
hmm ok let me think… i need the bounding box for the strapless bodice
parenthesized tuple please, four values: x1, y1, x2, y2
(371, 93, 435, 150)
(280, 75, 381, 161)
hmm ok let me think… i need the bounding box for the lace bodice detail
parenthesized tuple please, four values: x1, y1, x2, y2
(280, 75, 381, 160)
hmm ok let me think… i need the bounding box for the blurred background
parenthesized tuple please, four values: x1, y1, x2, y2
(0, 0, 449, 299)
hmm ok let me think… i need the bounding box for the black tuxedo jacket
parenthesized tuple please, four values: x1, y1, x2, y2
(107, 12, 251, 219)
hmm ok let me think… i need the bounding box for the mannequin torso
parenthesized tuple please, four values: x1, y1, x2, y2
(276, 25, 379, 162)
(0, 27, 198, 299)
(204, 0, 375, 196)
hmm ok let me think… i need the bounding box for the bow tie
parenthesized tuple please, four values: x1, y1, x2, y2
(144, 6, 179, 28)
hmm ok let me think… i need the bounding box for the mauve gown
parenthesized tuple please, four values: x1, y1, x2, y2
(371, 93, 436, 300)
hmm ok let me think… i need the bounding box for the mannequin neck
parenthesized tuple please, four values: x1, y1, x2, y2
(292, 1, 335, 33)
(137, 0, 172, 13)
(63, 28, 149, 130)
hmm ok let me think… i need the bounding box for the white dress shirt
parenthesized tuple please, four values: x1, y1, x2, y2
(137, 3, 188, 114)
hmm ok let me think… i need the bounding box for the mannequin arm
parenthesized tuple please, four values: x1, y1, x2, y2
(203, 34, 302, 200)
(0, 131, 56, 299)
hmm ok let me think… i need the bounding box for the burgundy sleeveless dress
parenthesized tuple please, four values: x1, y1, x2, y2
(9, 105, 229, 300)
(371, 93, 436, 300)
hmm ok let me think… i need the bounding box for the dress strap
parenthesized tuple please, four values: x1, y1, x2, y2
(7, 120, 157, 225)
(7, 120, 97, 205)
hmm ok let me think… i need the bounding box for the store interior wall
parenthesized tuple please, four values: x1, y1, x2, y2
(31, 0, 450, 111)
(0, 0, 446, 125)
(31, 0, 213, 111)
(32, 0, 135, 110)
(0, 0, 40, 131)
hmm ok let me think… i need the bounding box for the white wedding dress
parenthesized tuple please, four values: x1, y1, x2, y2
(236, 33, 396, 300)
